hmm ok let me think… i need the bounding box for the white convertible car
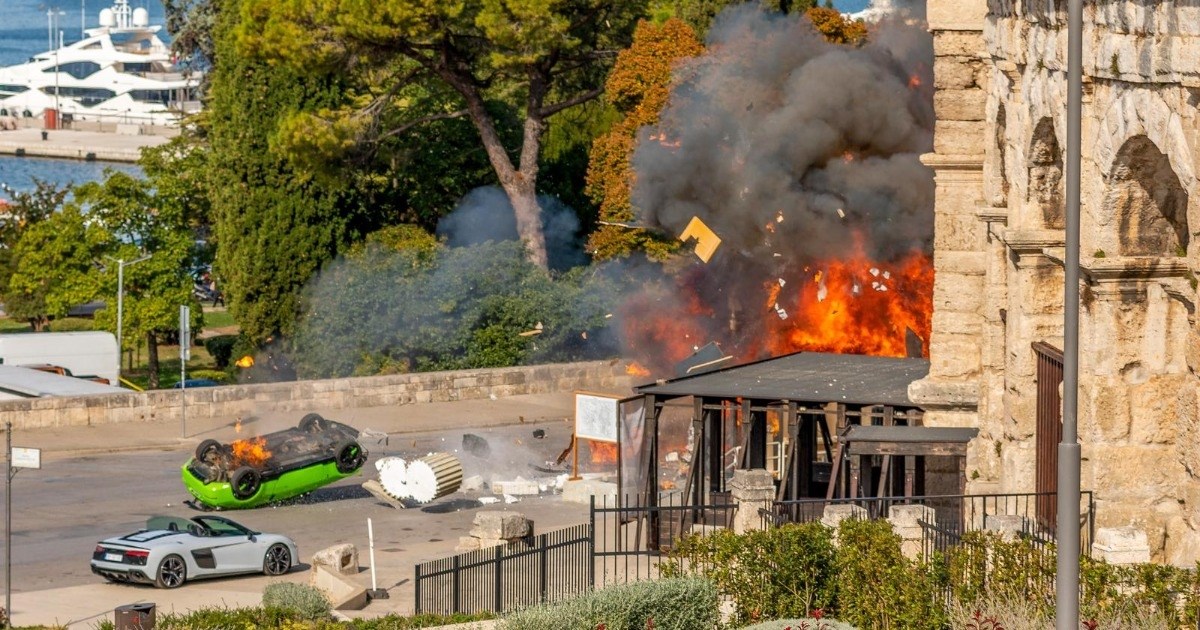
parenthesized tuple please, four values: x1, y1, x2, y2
(90, 515, 298, 588)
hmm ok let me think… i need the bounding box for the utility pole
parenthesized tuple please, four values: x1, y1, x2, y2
(5, 421, 10, 630)
(1056, 0, 1083, 627)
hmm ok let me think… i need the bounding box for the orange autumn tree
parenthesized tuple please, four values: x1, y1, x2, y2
(804, 7, 868, 45)
(585, 19, 704, 261)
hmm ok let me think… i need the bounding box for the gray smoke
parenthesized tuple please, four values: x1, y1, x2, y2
(632, 5, 934, 262)
(437, 186, 587, 270)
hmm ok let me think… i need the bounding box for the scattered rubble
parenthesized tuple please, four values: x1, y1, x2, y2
(462, 433, 490, 458)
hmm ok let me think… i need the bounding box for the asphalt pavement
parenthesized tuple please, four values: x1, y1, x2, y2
(1, 390, 614, 628)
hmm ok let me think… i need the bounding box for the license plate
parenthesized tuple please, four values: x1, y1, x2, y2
(104, 552, 122, 562)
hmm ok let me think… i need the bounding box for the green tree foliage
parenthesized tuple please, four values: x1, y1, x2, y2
(4, 204, 106, 331)
(585, 18, 703, 261)
(291, 238, 620, 378)
(74, 171, 200, 388)
(0, 180, 70, 330)
(239, 0, 649, 270)
(206, 0, 384, 346)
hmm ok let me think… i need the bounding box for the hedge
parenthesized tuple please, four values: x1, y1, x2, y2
(500, 577, 720, 630)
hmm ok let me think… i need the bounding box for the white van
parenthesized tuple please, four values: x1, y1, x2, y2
(0, 331, 120, 385)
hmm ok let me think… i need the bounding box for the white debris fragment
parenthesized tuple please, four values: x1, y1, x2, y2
(479, 496, 500, 505)
(778, 278, 786, 287)
(773, 252, 782, 257)
(836, 207, 845, 219)
(870, 268, 880, 277)
(774, 303, 788, 320)
(665, 451, 680, 463)
(555, 474, 570, 490)
(882, 270, 891, 279)
(775, 211, 784, 223)
(605, 313, 613, 318)
(852, 283, 861, 295)
(504, 494, 521, 504)
(817, 281, 828, 303)
(461, 475, 485, 492)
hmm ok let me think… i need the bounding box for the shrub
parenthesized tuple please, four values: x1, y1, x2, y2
(500, 577, 719, 630)
(739, 618, 859, 629)
(188, 368, 233, 383)
(833, 518, 946, 630)
(664, 522, 836, 625)
(261, 582, 332, 620)
(202, 334, 239, 369)
(347, 612, 496, 628)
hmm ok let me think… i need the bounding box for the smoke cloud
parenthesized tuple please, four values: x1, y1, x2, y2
(621, 6, 936, 368)
(437, 186, 587, 271)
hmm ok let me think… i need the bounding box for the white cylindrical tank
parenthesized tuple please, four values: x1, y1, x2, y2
(99, 8, 115, 27)
(132, 7, 149, 27)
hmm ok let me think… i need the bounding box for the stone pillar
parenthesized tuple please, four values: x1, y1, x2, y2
(888, 505, 936, 559)
(983, 513, 1027, 541)
(730, 469, 775, 534)
(821, 504, 868, 545)
(1092, 526, 1151, 565)
(456, 511, 533, 552)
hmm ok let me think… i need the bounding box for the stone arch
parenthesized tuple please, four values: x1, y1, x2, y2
(1027, 117, 1064, 229)
(1104, 135, 1189, 256)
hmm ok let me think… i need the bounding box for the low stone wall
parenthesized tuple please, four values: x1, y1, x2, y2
(0, 360, 631, 431)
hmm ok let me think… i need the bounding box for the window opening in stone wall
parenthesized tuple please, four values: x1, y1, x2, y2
(1106, 135, 1189, 256)
(1028, 117, 1064, 229)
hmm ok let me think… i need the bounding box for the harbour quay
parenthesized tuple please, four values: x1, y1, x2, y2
(0, 126, 170, 163)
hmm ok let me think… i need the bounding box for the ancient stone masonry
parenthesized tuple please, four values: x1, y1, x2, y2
(914, 0, 1200, 564)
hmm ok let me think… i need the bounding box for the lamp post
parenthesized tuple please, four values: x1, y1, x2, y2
(111, 254, 151, 376)
(1055, 0, 1083, 628)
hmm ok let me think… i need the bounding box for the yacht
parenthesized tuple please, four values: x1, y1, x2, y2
(0, 0, 201, 128)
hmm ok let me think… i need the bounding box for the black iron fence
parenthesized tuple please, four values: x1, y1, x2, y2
(591, 492, 738, 585)
(413, 522, 592, 615)
(760, 491, 1095, 556)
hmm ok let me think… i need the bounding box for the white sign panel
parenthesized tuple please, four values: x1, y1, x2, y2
(179, 305, 191, 361)
(575, 392, 620, 443)
(12, 447, 40, 469)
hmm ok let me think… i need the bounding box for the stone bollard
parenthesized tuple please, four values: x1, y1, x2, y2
(1093, 526, 1151, 565)
(887, 504, 936, 559)
(821, 504, 867, 544)
(456, 511, 533, 552)
(311, 542, 359, 576)
(730, 469, 776, 534)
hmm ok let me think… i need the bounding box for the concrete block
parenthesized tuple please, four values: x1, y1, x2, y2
(984, 514, 1028, 541)
(491, 477, 540, 495)
(470, 511, 530, 539)
(312, 564, 368, 610)
(455, 536, 481, 552)
(461, 475, 485, 492)
(561, 479, 618, 505)
(1093, 526, 1151, 565)
(311, 543, 359, 576)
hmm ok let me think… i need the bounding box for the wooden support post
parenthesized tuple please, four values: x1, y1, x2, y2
(849, 455, 861, 500)
(646, 395, 660, 552)
(904, 455, 916, 501)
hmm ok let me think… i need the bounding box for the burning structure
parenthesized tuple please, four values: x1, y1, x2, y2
(912, 1, 1200, 563)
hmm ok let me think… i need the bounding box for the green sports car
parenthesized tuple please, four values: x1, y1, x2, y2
(182, 414, 368, 509)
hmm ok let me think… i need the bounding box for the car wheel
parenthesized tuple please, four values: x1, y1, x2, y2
(299, 413, 325, 433)
(195, 438, 222, 462)
(263, 543, 292, 576)
(230, 466, 261, 500)
(155, 554, 187, 589)
(334, 440, 365, 473)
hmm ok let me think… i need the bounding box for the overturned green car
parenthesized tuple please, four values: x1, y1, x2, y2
(182, 414, 368, 509)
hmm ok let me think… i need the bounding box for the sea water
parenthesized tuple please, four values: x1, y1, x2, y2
(0, 0, 163, 199)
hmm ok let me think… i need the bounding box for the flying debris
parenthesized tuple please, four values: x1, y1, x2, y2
(678, 216, 722, 263)
(518, 322, 544, 337)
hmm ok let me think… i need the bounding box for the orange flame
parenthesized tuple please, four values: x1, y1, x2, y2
(589, 441, 618, 465)
(230, 436, 271, 468)
(908, 74, 922, 89)
(626, 362, 651, 377)
(622, 231, 934, 375)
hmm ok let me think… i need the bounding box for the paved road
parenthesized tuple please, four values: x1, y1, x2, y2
(0, 392, 617, 627)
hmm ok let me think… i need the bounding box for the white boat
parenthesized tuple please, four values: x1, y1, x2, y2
(0, 0, 201, 128)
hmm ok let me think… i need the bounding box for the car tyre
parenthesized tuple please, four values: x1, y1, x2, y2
(155, 554, 187, 589)
(299, 413, 325, 433)
(195, 438, 222, 462)
(230, 466, 261, 500)
(334, 440, 365, 473)
(263, 543, 292, 576)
